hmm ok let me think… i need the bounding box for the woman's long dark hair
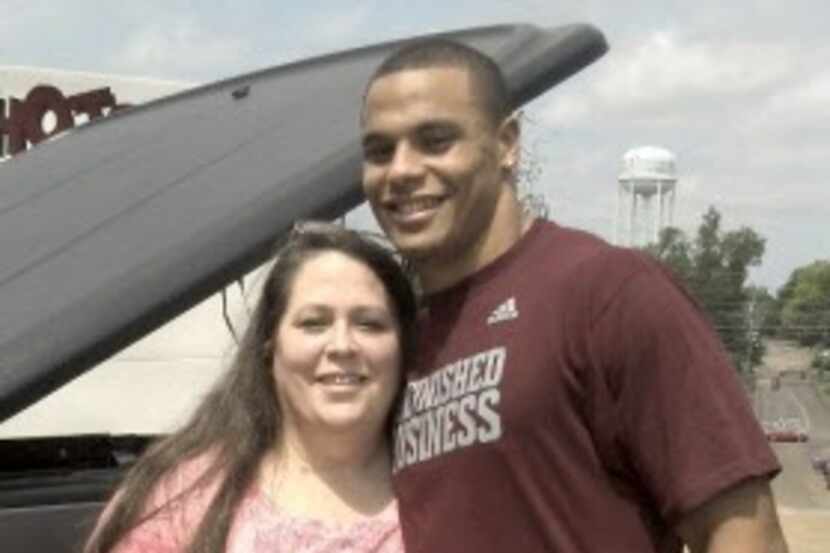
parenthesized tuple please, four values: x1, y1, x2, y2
(84, 224, 418, 553)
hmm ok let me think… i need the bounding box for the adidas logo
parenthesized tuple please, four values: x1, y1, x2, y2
(487, 297, 519, 325)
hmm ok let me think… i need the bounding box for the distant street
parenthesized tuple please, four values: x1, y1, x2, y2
(753, 340, 830, 553)
(755, 377, 830, 510)
(754, 339, 830, 510)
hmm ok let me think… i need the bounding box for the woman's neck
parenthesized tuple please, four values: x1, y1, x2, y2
(260, 431, 394, 523)
(281, 424, 388, 471)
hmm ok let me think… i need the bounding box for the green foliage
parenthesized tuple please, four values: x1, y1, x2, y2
(646, 206, 766, 372)
(745, 285, 778, 337)
(778, 260, 830, 347)
(647, 227, 693, 280)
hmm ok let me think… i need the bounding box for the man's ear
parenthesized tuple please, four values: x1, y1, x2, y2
(497, 113, 520, 175)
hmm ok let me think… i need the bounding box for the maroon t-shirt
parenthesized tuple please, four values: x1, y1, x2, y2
(393, 220, 779, 553)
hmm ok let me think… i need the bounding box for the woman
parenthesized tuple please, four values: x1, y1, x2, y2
(85, 223, 417, 553)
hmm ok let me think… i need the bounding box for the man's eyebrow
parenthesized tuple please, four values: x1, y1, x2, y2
(417, 119, 457, 130)
(414, 121, 463, 138)
(361, 119, 460, 144)
(361, 132, 388, 147)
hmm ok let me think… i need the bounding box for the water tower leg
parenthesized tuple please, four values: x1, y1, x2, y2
(654, 182, 663, 243)
(614, 184, 620, 245)
(669, 188, 676, 227)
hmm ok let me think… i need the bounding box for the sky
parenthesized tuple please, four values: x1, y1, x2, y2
(2, 0, 827, 290)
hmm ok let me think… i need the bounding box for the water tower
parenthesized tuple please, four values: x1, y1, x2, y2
(615, 146, 677, 247)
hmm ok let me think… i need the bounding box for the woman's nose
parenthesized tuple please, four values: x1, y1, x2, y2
(326, 322, 356, 356)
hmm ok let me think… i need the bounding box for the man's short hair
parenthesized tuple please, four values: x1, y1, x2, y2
(365, 38, 512, 127)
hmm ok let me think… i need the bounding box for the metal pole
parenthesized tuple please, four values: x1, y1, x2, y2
(669, 186, 676, 227)
(744, 287, 758, 376)
(654, 181, 663, 243)
(628, 187, 636, 247)
(614, 181, 621, 245)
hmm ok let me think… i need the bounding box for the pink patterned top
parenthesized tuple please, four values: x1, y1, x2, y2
(101, 457, 404, 553)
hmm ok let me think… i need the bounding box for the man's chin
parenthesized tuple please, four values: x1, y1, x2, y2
(386, 237, 431, 262)
(397, 243, 432, 261)
(382, 225, 447, 261)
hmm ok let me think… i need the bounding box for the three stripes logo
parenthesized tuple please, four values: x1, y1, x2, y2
(487, 297, 519, 325)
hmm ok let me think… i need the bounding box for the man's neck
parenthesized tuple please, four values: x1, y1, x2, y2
(419, 198, 532, 294)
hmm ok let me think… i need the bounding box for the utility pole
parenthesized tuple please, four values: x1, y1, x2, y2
(744, 288, 758, 376)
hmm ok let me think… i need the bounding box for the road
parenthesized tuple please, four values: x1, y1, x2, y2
(755, 377, 830, 510)
(753, 340, 830, 552)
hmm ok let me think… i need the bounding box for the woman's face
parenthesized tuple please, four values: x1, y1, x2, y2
(272, 251, 402, 440)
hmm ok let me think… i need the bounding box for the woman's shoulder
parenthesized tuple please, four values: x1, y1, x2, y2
(146, 452, 219, 510)
(95, 453, 222, 553)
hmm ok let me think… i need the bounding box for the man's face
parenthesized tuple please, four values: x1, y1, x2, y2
(361, 67, 516, 268)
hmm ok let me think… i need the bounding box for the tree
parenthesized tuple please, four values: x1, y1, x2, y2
(647, 226, 693, 281)
(515, 112, 550, 220)
(647, 207, 766, 372)
(778, 260, 830, 347)
(745, 285, 778, 337)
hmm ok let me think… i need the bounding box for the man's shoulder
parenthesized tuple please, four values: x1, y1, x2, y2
(533, 219, 608, 250)
(530, 220, 653, 281)
(521, 220, 687, 321)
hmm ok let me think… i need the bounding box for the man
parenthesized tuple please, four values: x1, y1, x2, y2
(360, 39, 787, 552)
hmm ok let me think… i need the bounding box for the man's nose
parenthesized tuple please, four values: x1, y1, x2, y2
(388, 142, 425, 184)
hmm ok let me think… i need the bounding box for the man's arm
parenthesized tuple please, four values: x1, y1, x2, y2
(675, 476, 788, 553)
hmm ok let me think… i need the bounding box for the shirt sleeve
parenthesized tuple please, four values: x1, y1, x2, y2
(588, 256, 780, 522)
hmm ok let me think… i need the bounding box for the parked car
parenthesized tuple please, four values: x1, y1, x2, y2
(766, 429, 809, 443)
(762, 418, 809, 443)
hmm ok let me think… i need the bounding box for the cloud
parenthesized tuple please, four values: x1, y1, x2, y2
(306, 1, 376, 43)
(613, 33, 789, 98)
(249, 0, 386, 67)
(761, 66, 830, 127)
(528, 26, 825, 225)
(539, 30, 797, 127)
(108, 18, 250, 80)
(536, 94, 592, 127)
(0, 1, 53, 37)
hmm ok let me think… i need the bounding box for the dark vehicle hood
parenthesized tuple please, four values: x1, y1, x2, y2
(0, 23, 607, 423)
